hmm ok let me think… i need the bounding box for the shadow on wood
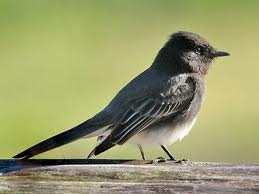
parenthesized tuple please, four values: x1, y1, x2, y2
(0, 159, 151, 174)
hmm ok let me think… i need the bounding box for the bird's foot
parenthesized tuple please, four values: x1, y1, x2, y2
(174, 158, 189, 164)
(151, 157, 167, 164)
(150, 157, 189, 164)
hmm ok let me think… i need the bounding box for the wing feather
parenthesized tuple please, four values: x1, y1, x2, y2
(111, 76, 196, 144)
(89, 75, 197, 156)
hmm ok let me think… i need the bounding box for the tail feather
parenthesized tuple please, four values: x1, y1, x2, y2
(87, 137, 115, 159)
(13, 120, 104, 159)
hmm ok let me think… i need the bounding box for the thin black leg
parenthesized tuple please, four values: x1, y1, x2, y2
(138, 144, 146, 160)
(161, 145, 175, 160)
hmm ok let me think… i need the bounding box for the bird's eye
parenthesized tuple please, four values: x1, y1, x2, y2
(195, 46, 204, 55)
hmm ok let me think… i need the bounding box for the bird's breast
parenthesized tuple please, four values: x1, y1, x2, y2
(128, 115, 197, 146)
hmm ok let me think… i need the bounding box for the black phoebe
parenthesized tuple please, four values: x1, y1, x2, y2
(13, 31, 229, 160)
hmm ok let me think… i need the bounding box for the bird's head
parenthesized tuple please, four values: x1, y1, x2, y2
(153, 31, 230, 75)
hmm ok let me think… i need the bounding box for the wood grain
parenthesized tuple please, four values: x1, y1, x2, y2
(0, 160, 259, 193)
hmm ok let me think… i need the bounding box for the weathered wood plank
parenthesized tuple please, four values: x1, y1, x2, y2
(0, 160, 259, 193)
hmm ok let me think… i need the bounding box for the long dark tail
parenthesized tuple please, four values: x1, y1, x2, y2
(13, 120, 103, 159)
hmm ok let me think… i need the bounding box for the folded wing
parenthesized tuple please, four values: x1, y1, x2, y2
(88, 75, 196, 157)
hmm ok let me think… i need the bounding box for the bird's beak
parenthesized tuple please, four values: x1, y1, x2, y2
(210, 50, 230, 58)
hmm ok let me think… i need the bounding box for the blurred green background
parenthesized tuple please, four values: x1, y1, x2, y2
(1, 0, 258, 162)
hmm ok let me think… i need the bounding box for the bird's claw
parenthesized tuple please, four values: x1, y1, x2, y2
(174, 158, 189, 164)
(150, 157, 189, 164)
(151, 156, 167, 164)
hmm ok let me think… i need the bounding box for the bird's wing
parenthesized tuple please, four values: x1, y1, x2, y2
(88, 75, 197, 157)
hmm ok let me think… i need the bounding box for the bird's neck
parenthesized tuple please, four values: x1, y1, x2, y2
(151, 45, 190, 74)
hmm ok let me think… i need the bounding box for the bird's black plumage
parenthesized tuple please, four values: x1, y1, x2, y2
(87, 73, 197, 158)
(13, 31, 229, 159)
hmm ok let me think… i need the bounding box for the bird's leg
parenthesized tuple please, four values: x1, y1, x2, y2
(138, 144, 146, 160)
(161, 145, 175, 161)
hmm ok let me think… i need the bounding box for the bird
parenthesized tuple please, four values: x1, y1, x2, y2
(13, 31, 230, 160)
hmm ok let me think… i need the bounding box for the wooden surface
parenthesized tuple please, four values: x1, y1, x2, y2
(0, 159, 259, 193)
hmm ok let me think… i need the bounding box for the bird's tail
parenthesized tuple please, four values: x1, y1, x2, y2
(13, 120, 107, 159)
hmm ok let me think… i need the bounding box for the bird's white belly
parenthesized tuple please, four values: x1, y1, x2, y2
(129, 116, 197, 146)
